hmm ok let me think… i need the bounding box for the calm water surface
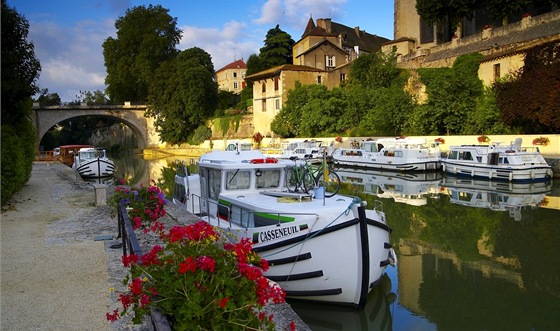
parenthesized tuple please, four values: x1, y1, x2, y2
(111, 153, 560, 331)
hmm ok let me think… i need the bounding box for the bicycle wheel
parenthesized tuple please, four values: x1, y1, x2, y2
(302, 169, 316, 194)
(285, 168, 298, 192)
(316, 170, 340, 197)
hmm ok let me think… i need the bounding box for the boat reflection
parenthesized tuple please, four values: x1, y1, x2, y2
(439, 176, 552, 220)
(289, 274, 396, 331)
(334, 167, 443, 206)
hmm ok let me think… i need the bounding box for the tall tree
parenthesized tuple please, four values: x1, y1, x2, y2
(416, 0, 482, 37)
(483, 0, 532, 25)
(147, 48, 218, 144)
(1, 0, 41, 205)
(103, 4, 181, 103)
(259, 25, 295, 68)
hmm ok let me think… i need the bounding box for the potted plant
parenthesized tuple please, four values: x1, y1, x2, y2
(435, 137, 445, 144)
(107, 221, 286, 330)
(532, 136, 550, 146)
(252, 132, 264, 149)
(335, 136, 343, 143)
(477, 135, 490, 143)
(108, 180, 168, 233)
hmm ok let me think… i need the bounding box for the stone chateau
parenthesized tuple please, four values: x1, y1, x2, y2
(216, 1, 560, 138)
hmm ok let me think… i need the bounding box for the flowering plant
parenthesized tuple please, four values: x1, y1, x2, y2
(335, 136, 343, 143)
(477, 135, 490, 143)
(107, 221, 286, 330)
(435, 137, 445, 144)
(108, 179, 167, 233)
(532, 136, 550, 146)
(252, 132, 264, 144)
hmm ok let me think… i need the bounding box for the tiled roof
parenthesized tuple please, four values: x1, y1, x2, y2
(216, 59, 247, 73)
(300, 18, 390, 53)
(244, 64, 324, 81)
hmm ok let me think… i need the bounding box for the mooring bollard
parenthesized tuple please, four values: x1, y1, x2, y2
(93, 184, 107, 206)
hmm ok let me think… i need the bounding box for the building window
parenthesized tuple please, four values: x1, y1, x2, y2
(262, 99, 266, 112)
(233, 72, 237, 78)
(493, 63, 501, 81)
(326, 55, 335, 68)
(275, 98, 280, 110)
(340, 73, 346, 81)
(274, 77, 279, 91)
(261, 81, 266, 93)
(233, 82, 238, 89)
(317, 76, 322, 84)
(419, 19, 435, 44)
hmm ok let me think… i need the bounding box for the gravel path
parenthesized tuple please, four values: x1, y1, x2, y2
(1, 162, 309, 331)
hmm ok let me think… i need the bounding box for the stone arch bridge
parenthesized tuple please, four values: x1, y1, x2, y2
(32, 103, 160, 150)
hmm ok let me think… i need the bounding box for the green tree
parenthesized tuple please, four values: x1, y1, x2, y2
(147, 48, 218, 144)
(35, 88, 61, 106)
(69, 90, 109, 105)
(103, 4, 181, 103)
(416, 0, 481, 36)
(1, 0, 41, 206)
(271, 81, 307, 137)
(259, 25, 295, 68)
(416, 53, 484, 135)
(483, 0, 532, 25)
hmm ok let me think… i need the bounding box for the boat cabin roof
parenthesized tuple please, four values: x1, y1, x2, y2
(198, 151, 289, 170)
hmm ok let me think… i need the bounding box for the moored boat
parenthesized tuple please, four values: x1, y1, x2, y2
(56, 144, 94, 167)
(332, 137, 441, 171)
(440, 138, 553, 182)
(73, 147, 115, 178)
(173, 150, 396, 308)
(262, 140, 332, 161)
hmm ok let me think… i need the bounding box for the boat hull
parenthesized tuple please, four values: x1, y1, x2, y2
(333, 156, 441, 171)
(76, 159, 115, 177)
(441, 161, 551, 182)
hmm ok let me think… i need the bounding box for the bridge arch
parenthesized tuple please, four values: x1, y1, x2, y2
(32, 104, 153, 150)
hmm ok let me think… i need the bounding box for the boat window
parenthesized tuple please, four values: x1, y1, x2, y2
(226, 170, 250, 190)
(256, 169, 281, 189)
(394, 151, 403, 157)
(499, 157, 509, 164)
(477, 156, 482, 162)
(459, 151, 473, 160)
(208, 169, 222, 200)
(230, 205, 254, 228)
(450, 151, 458, 159)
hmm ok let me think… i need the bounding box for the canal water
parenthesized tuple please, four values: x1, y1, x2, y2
(108, 153, 560, 331)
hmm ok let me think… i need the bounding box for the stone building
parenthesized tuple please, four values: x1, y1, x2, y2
(385, 0, 560, 97)
(215, 59, 247, 94)
(247, 18, 389, 137)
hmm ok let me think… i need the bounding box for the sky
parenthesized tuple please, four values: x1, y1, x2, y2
(8, 0, 394, 102)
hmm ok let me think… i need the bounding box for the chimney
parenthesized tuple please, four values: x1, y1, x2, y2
(317, 18, 332, 33)
(354, 26, 361, 36)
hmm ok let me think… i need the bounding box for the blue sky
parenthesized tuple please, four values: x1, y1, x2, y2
(8, 0, 394, 102)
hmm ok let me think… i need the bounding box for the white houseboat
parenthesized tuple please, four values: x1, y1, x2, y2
(173, 150, 396, 308)
(332, 137, 441, 171)
(440, 138, 552, 182)
(73, 147, 115, 178)
(262, 140, 332, 161)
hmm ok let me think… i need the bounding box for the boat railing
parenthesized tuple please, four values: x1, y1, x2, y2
(190, 193, 319, 229)
(190, 193, 232, 229)
(116, 203, 172, 331)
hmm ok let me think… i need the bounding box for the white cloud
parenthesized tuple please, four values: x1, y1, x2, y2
(254, 0, 348, 33)
(29, 18, 115, 102)
(178, 21, 261, 70)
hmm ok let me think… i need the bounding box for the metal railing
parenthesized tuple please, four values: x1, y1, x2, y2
(116, 203, 171, 331)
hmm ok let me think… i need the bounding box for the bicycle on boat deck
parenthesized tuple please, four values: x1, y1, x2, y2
(285, 153, 340, 198)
